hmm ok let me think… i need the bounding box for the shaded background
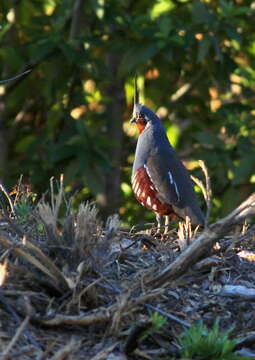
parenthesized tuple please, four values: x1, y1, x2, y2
(0, 0, 254, 225)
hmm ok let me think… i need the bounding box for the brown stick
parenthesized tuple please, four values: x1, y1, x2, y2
(149, 193, 255, 288)
(90, 343, 119, 360)
(49, 338, 81, 360)
(0, 316, 30, 359)
(37, 308, 112, 326)
(0, 69, 31, 85)
(36, 289, 164, 327)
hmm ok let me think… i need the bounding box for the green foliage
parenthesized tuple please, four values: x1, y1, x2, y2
(12, 184, 37, 221)
(37, 223, 45, 234)
(0, 0, 255, 223)
(15, 202, 31, 222)
(179, 319, 248, 360)
(140, 312, 167, 342)
(149, 312, 167, 333)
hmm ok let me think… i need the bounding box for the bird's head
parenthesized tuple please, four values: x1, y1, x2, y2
(130, 103, 161, 134)
(130, 76, 160, 133)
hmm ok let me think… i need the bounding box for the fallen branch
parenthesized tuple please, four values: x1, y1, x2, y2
(35, 289, 164, 327)
(148, 193, 255, 287)
(220, 285, 255, 300)
(35, 309, 111, 327)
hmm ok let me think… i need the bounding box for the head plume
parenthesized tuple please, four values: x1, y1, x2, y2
(134, 74, 139, 105)
(131, 74, 141, 123)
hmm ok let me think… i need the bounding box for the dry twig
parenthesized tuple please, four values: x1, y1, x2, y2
(50, 175, 64, 222)
(191, 160, 212, 226)
(37, 175, 65, 246)
(90, 343, 119, 360)
(0, 183, 15, 217)
(0, 315, 30, 359)
(177, 216, 194, 250)
(50, 338, 81, 360)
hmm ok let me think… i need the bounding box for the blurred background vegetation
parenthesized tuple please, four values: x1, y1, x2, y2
(0, 0, 255, 226)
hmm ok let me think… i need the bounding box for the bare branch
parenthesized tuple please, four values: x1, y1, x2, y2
(0, 69, 31, 84)
(3, 66, 35, 96)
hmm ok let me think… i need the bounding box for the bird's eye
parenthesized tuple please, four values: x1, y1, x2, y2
(137, 113, 145, 122)
(138, 113, 149, 121)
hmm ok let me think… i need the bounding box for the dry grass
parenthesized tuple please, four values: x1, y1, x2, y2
(177, 216, 200, 250)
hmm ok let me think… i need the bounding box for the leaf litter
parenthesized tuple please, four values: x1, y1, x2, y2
(0, 178, 254, 359)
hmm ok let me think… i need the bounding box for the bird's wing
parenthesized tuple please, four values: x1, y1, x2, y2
(146, 151, 181, 206)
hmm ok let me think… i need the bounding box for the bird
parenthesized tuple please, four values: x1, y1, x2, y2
(130, 82, 205, 233)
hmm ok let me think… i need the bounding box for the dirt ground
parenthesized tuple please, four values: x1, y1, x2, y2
(0, 198, 255, 359)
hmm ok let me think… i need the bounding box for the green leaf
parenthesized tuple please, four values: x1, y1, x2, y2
(166, 123, 180, 148)
(192, 1, 215, 25)
(15, 135, 37, 152)
(150, 0, 176, 19)
(221, 187, 241, 216)
(233, 153, 255, 185)
(59, 42, 87, 64)
(118, 43, 159, 77)
(179, 319, 248, 359)
(0, 21, 12, 42)
(219, 0, 251, 17)
(212, 36, 223, 62)
(29, 37, 59, 63)
(197, 34, 212, 62)
(194, 131, 224, 149)
(158, 16, 172, 39)
(90, 0, 105, 19)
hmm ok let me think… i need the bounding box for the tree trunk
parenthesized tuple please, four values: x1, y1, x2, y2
(0, 100, 8, 181)
(102, 54, 125, 217)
